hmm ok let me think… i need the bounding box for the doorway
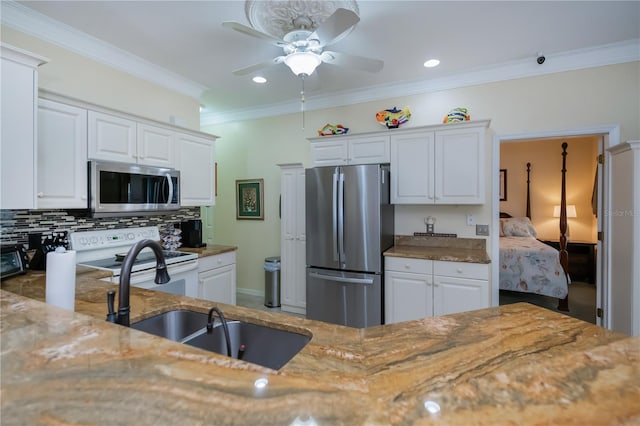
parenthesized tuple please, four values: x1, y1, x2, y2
(491, 124, 621, 328)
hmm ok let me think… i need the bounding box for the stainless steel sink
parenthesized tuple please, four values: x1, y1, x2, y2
(131, 310, 310, 370)
(185, 320, 310, 370)
(130, 309, 209, 342)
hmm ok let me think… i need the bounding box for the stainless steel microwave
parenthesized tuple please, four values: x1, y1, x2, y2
(89, 161, 180, 217)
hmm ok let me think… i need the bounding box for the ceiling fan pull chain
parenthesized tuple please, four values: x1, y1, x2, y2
(300, 75, 306, 130)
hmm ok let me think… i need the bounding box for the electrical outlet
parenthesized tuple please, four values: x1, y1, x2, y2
(476, 224, 489, 236)
(466, 214, 475, 226)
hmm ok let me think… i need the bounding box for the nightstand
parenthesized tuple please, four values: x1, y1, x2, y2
(540, 240, 597, 283)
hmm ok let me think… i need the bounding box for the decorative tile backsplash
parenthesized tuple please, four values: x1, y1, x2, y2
(0, 208, 201, 248)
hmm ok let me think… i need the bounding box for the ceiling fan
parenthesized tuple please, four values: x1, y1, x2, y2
(222, 7, 384, 77)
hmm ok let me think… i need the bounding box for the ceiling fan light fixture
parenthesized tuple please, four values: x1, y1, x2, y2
(284, 51, 322, 76)
(423, 59, 440, 68)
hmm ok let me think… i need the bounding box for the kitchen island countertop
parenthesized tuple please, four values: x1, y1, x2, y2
(1, 270, 639, 425)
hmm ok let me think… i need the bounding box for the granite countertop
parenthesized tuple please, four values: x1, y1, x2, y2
(1, 270, 639, 424)
(178, 244, 237, 258)
(385, 235, 491, 263)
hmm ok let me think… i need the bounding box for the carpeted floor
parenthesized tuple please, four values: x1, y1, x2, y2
(499, 281, 597, 324)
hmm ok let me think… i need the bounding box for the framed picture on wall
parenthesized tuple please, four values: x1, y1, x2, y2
(236, 178, 264, 220)
(500, 169, 507, 201)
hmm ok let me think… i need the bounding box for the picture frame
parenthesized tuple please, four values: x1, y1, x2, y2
(236, 178, 264, 220)
(499, 169, 507, 201)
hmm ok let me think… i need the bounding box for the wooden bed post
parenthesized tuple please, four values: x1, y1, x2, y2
(526, 162, 531, 219)
(558, 143, 570, 311)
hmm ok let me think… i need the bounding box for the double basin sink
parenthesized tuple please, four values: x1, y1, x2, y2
(131, 309, 310, 370)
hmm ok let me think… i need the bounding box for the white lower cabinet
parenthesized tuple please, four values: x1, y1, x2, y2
(197, 251, 236, 305)
(433, 261, 489, 316)
(385, 257, 434, 323)
(385, 256, 489, 324)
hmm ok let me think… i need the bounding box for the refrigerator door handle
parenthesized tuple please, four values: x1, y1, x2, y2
(308, 272, 374, 285)
(337, 170, 346, 265)
(332, 168, 339, 262)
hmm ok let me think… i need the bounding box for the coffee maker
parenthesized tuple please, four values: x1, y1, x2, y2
(181, 220, 206, 248)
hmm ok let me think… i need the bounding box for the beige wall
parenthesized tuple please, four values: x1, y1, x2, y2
(500, 137, 599, 242)
(1, 26, 200, 129)
(204, 62, 639, 294)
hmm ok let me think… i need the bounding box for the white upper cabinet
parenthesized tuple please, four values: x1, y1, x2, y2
(88, 111, 137, 163)
(435, 126, 485, 204)
(390, 130, 435, 204)
(176, 133, 216, 206)
(88, 112, 177, 168)
(391, 121, 487, 205)
(1, 45, 47, 209)
(309, 134, 390, 167)
(137, 123, 175, 167)
(37, 99, 88, 209)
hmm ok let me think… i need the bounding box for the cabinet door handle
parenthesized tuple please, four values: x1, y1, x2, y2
(457, 268, 463, 273)
(37, 192, 44, 197)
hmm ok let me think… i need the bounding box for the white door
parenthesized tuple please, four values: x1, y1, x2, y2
(390, 131, 435, 204)
(435, 127, 484, 204)
(348, 135, 390, 164)
(37, 99, 88, 209)
(137, 123, 175, 168)
(176, 133, 216, 206)
(385, 271, 433, 323)
(88, 111, 136, 162)
(198, 264, 236, 305)
(1, 56, 37, 209)
(433, 276, 489, 316)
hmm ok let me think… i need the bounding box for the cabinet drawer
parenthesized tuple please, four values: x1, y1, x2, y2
(198, 251, 236, 272)
(385, 256, 433, 274)
(434, 261, 488, 280)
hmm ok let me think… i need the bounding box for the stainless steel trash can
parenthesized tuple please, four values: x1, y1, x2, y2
(264, 256, 281, 308)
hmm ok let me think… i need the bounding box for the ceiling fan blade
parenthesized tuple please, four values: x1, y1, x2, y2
(222, 21, 287, 47)
(321, 51, 384, 73)
(232, 57, 285, 76)
(308, 8, 360, 47)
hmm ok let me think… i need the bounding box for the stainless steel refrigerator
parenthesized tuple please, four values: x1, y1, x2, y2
(305, 164, 394, 327)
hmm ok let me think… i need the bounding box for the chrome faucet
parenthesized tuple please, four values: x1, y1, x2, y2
(106, 239, 170, 327)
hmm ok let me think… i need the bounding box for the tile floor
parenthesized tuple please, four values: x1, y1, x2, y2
(236, 292, 304, 318)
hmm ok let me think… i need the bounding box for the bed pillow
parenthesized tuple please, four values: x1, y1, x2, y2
(502, 217, 537, 238)
(499, 219, 505, 237)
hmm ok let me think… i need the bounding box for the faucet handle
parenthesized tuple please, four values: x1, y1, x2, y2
(106, 290, 117, 323)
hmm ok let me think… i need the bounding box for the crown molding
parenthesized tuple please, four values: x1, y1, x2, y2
(1, 0, 207, 99)
(201, 38, 640, 126)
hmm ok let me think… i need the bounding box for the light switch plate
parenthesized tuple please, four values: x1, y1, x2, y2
(476, 224, 489, 236)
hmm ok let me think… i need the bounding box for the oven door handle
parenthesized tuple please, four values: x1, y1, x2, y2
(126, 261, 197, 285)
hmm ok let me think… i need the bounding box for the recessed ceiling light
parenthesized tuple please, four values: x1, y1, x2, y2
(252, 76, 267, 83)
(423, 59, 440, 68)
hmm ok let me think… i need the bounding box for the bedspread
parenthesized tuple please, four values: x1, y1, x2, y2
(499, 237, 569, 298)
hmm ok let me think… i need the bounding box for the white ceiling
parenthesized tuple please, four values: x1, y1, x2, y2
(3, 1, 639, 124)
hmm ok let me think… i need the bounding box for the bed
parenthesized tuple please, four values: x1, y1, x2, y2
(499, 144, 571, 311)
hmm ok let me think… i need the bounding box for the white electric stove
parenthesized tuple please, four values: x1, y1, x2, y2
(70, 226, 199, 297)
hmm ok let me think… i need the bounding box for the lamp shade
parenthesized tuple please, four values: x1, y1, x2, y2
(553, 204, 577, 218)
(284, 52, 322, 76)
